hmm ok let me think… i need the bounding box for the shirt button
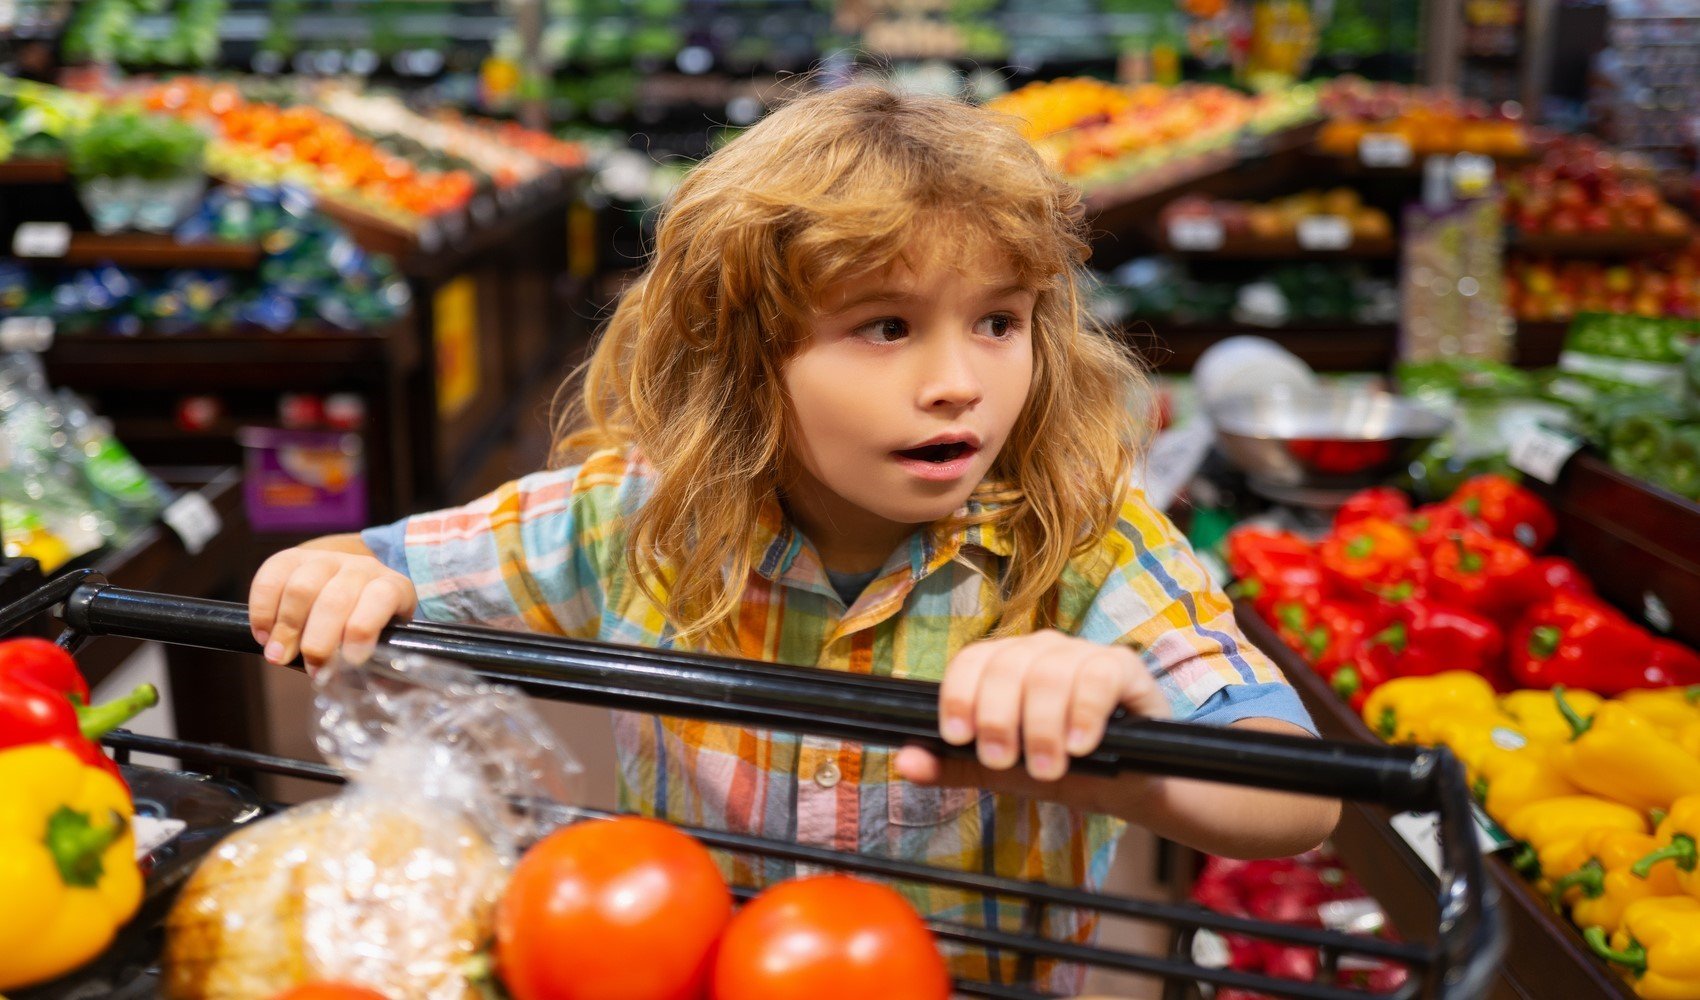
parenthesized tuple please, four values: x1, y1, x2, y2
(814, 760, 841, 788)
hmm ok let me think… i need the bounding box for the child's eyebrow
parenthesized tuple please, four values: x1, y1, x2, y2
(825, 289, 920, 315)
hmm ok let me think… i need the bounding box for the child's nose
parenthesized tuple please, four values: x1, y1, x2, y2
(919, 337, 982, 408)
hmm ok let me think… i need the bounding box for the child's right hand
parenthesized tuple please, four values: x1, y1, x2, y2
(248, 547, 417, 672)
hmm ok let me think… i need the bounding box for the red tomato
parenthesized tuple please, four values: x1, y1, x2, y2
(496, 817, 732, 1000)
(270, 986, 390, 1000)
(710, 874, 951, 1000)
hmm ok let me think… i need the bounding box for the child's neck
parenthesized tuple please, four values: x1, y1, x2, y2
(777, 485, 913, 575)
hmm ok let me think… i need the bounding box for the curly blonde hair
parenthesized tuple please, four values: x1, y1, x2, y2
(556, 83, 1149, 653)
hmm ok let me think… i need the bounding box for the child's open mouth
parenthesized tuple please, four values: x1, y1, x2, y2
(892, 438, 980, 481)
(895, 441, 974, 464)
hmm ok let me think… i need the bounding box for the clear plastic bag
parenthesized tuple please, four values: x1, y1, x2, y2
(162, 650, 583, 1000)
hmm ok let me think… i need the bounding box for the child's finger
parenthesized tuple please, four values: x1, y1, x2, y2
(266, 559, 340, 664)
(973, 647, 1029, 770)
(247, 551, 301, 645)
(340, 579, 409, 664)
(1118, 657, 1173, 720)
(1020, 661, 1073, 781)
(297, 571, 369, 668)
(1065, 651, 1126, 757)
(938, 639, 1002, 745)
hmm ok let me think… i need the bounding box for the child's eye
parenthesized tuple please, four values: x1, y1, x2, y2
(978, 313, 1023, 339)
(854, 318, 908, 343)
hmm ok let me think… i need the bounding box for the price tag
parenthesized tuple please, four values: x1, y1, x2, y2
(1167, 216, 1225, 252)
(1359, 133, 1414, 168)
(162, 490, 222, 556)
(1644, 591, 1674, 633)
(1390, 806, 1514, 876)
(0, 316, 53, 352)
(134, 816, 187, 859)
(1297, 215, 1352, 251)
(1509, 424, 1582, 485)
(471, 195, 497, 227)
(12, 221, 70, 258)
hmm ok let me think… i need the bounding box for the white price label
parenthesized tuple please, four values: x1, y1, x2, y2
(472, 195, 497, 226)
(1359, 133, 1414, 168)
(1297, 215, 1352, 251)
(12, 221, 71, 258)
(1509, 425, 1582, 485)
(163, 490, 222, 556)
(1166, 216, 1225, 252)
(0, 316, 53, 352)
(1390, 807, 1513, 876)
(134, 816, 187, 859)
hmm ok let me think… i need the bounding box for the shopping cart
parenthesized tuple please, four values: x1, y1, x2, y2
(3, 569, 1505, 1000)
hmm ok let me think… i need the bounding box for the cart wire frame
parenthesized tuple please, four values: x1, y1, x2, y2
(3, 570, 1506, 1000)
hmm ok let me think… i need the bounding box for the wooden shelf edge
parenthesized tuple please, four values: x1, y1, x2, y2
(1081, 120, 1326, 216)
(0, 158, 70, 184)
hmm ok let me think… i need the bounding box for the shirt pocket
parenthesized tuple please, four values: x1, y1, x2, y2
(887, 779, 989, 828)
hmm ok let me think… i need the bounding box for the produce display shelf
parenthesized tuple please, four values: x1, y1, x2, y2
(0, 157, 71, 184)
(6, 232, 264, 270)
(1531, 451, 1700, 649)
(1155, 233, 1398, 260)
(1235, 605, 1637, 1000)
(2, 573, 1506, 1000)
(1121, 322, 1402, 373)
(1509, 229, 1693, 259)
(1305, 148, 1543, 178)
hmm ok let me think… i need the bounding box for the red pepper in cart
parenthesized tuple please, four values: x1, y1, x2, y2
(1333, 487, 1411, 531)
(1450, 474, 1558, 552)
(1319, 518, 1418, 591)
(0, 674, 155, 784)
(0, 638, 90, 704)
(1375, 602, 1506, 679)
(1645, 639, 1700, 688)
(1510, 592, 1656, 695)
(1428, 529, 1532, 620)
(1506, 556, 1595, 612)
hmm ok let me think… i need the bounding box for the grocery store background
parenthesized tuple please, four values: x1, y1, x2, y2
(5, 1, 1700, 996)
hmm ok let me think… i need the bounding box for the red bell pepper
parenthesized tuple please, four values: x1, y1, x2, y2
(1450, 474, 1558, 553)
(1506, 556, 1595, 612)
(1428, 529, 1533, 620)
(0, 637, 90, 704)
(0, 674, 156, 783)
(1406, 501, 1483, 556)
(1225, 528, 1327, 618)
(1334, 487, 1412, 532)
(1510, 591, 1656, 694)
(1375, 601, 1506, 679)
(1644, 638, 1700, 687)
(1319, 518, 1419, 592)
(1330, 638, 1396, 712)
(1273, 598, 1388, 671)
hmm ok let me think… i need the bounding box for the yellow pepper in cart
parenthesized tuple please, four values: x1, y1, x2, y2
(1500, 687, 1602, 743)
(1615, 687, 1700, 737)
(1473, 741, 1581, 822)
(1546, 828, 1684, 935)
(1552, 689, 1700, 814)
(0, 744, 143, 991)
(1361, 671, 1498, 744)
(1586, 896, 1700, 1000)
(1633, 795, 1700, 898)
(1501, 794, 1647, 883)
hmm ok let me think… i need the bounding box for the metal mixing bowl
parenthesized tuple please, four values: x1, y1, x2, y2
(1211, 385, 1452, 492)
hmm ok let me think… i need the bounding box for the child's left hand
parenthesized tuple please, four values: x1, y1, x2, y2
(893, 630, 1171, 800)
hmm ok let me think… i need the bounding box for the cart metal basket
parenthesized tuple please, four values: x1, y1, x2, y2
(2, 569, 1506, 1000)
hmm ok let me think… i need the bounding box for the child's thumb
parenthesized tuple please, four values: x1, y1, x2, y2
(894, 745, 979, 787)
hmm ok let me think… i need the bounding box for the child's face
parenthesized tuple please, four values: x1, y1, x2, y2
(781, 238, 1036, 555)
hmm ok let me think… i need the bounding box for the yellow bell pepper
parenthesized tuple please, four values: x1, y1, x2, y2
(1677, 721, 1700, 761)
(0, 744, 143, 990)
(1474, 741, 1581, 823)
(1361, 671, 1498, 744)
(1615, 687, 1700, 737)
(1633, 794, 1700, 897)
(1586, 896, 1700, 1000)
(1420, 711, 1523, 780)
(1500, 687, 1602, 743)
(1548, 829, 1684, 934)
(1502, 794, 1647, 883)
(1553, 689, 1700, 814)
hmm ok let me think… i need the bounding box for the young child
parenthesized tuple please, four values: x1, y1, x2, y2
(248, 83, 1338, 988)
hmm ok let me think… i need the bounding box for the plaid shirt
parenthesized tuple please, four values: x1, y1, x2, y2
(368, 447, 1302, 990)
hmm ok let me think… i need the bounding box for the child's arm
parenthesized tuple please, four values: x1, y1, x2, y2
(248, 534, 418, 672)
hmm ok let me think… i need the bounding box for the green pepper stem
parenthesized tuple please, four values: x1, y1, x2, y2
(1550, 861, 1606, 907)
(1632, 834, 1697, 878)
(1584, 926, 1648, 973)
(1378, 707, 1398, 740)
(1685, 685, 1700, 705)
(1530, 625, 1564, 662)
(1472, 776, 1489, 803)
(46, 806, 127, 888)
(1554, 686, 1592, 738)
(77, 683, 159, 741)
(1373, 621, 1408, 653)
(1332, 667, 1361, 700)
(1511, 843, 1541, 879)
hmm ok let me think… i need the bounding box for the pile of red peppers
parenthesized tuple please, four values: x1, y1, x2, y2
(1188, 851, 1409, 998)
(0, 637, 157, 787)
(1227, 474, 1700, 707)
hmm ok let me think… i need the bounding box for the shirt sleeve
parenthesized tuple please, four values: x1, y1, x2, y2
(1071, 490, 1315, 732)
(365, 452, 637, 638)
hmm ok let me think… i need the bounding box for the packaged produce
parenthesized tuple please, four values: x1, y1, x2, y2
(161, 651, 582, 1000)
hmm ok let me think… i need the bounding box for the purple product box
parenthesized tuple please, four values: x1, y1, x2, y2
(238, 426, 368, 532)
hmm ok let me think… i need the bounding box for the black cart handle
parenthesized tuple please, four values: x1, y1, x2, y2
(5, 570, 1504, 1000)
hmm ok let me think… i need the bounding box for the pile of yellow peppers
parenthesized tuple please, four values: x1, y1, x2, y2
(1364, 673, 1700, 999)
